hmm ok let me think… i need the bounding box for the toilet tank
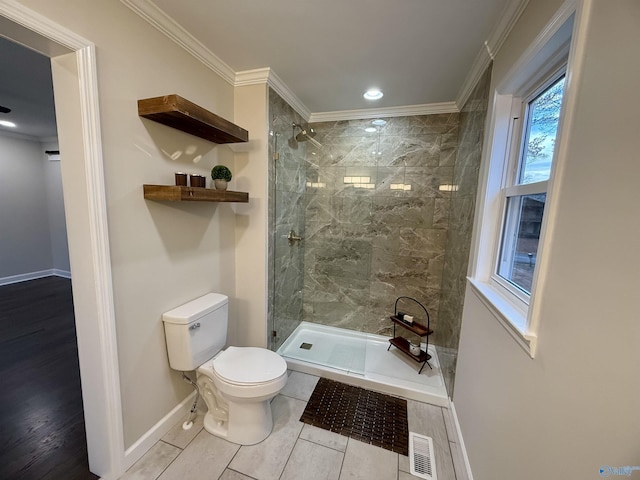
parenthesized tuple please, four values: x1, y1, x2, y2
(162, 293, 228, 371)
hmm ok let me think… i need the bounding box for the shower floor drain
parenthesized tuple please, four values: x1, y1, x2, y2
(300, 342, 313, 350)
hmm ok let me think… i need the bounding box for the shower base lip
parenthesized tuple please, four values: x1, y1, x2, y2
(277, 322, 449, 407)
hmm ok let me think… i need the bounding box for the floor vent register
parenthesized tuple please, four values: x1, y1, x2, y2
(409, 432, 437, 480)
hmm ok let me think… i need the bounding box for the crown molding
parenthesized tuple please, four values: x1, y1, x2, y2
(309, 102, 458, 123)
(120, 0, 236, 85)
(455, 0, 529, 109)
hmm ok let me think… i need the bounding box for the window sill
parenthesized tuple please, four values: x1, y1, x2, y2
(467, 278, 537, 358)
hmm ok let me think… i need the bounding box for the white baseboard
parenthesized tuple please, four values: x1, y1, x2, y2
(123, 391, 196, 471)
(52, 268, 72, 278)
(450, 400, 474, 480)
(0, 269, 71, 286)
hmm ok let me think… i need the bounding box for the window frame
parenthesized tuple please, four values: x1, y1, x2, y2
(490, 68, 567, 307)
(468, 7, 578, 358)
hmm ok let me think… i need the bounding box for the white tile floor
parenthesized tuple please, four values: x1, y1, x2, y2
(119, 372, 469, 480)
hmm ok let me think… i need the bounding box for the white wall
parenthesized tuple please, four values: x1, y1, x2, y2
(42, 140, 70, 273)
(234, 83, 270, 348)
(455, 1, 640, 479)
(0, 134, 53, 278)
(23, 0, 240, 449)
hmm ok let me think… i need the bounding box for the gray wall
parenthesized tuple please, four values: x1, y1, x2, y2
(0, 134, 68, 280)
(303, 115, 459, 336)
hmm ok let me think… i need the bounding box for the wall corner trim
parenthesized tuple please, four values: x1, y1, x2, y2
(236, 67, 311, 121)
(450, 400, 475, 480)
(120, 0, 236, 85)
(455, 0, 530, 109)
(123, 391, 196, 471)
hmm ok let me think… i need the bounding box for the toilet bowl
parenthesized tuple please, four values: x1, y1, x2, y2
(196, 346, 288, 445)
(162, 293, 288, 446)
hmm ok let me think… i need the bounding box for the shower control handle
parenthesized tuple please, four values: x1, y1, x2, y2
(287, 230, 303, 246)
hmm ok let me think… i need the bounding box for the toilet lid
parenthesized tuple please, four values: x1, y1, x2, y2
(213, 346, 287, 385)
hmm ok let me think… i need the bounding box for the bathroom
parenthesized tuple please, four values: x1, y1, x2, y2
(268, 69, 491, 399)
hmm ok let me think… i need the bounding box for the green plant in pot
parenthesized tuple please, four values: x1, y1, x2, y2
(211, 165, 232, 191)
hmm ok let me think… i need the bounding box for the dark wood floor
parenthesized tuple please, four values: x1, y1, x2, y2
(0, 276, 98, 480)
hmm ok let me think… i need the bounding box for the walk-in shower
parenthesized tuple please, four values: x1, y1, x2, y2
(267, 68, 491, 401)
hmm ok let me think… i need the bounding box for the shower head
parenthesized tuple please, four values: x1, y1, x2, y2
(292, 123, 322, 149)
(292, 123, 317, 142)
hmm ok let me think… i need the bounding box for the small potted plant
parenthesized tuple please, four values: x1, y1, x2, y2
(211, 165, 232, 191)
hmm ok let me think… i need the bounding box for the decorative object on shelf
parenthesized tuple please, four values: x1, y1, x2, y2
(388, 296, 434, 374)
(190, 174, 206, 188)
(175, 172, 187, 186)
(211, 165, 232, 191)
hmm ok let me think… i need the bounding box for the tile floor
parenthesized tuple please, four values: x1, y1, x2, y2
(119, 372, 469, 480)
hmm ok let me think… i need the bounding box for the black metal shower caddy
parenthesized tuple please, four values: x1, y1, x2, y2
(387, 296, 434, 374)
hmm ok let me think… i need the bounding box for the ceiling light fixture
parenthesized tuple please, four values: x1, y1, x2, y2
(371, 119, 387, 126)
(0, 120, 16, 128)
(365, 127, 377, 133)
(363, 88, 383, 100)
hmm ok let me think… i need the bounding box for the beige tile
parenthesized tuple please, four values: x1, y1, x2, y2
(406, 400, 456, 480)
(450, 441, 469, 480)
(119, 441, 181, 480)
(399, 472, 419, 480)
(281, 439, 343, 480)
(229, 395, 306, 480)
(161, 412, 204, 449)
(339, 438, 398, 480)
(157, 430, 239, 480)
(280, 371, 320, 401)
(219, 469, 255, 480)
(300, 424, 348, 452)
(398, 454, 410, 473)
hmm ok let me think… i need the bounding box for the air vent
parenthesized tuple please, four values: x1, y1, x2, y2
(409, 432, 437, 480)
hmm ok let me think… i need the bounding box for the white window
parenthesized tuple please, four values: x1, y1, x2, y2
(494, 74, 566, 302)
(469, 10, 576, 356)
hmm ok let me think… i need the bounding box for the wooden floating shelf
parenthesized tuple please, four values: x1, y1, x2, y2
(390, 315, 433, 337)
(138, 94, 249, 144)
(389, 337, 431, 363)
(143, 185, 249, 203)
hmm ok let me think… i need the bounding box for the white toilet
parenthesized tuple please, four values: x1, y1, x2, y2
(162, 293, 288, 445)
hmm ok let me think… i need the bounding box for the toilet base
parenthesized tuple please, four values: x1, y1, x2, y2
(203, 399, 273, 445)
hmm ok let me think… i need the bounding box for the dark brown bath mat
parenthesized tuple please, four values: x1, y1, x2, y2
(300, 377, 409, 455)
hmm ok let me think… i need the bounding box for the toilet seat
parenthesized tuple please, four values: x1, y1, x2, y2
(211, 346, 287, 385)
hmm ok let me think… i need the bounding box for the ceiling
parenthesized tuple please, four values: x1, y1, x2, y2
(0, 0, 517, 138)
(0, 36, 57, 139)
(148, 0, 513, 114)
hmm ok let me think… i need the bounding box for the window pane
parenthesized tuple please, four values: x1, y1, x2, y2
(498, 193, 546, 294)
(519, 76, 565, 185)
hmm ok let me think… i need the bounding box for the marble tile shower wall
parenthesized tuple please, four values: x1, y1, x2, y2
(303, 114, 460, 337)
(268, 89, 307, 350)
(437, 66, 492, 395)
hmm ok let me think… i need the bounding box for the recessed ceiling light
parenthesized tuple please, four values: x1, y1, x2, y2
(0, 120, 16, 128)
(371, 119, 387, 126)
(365, 127, 377, 133)
(363, 88, 383, 100)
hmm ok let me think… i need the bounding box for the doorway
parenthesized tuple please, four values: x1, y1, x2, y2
(0, 4, 123, 478)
